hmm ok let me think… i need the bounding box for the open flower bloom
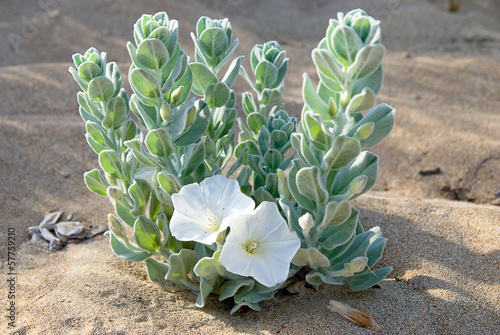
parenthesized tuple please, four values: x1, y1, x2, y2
(219, 201, 301, 287)
(170, 175, 255, 245)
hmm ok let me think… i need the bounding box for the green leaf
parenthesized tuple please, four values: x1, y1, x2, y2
(318, 200, 351, 230)
(274, 59, 288, 88)
(130, 94, 157, 128)
(214, 37, 239, 73)
(321, 135, 361, 172)
(128, 179, 151, 217)
(157, 172, 181, 195)
(303, 111, 331, 151)
(213, 107, 237, 139)
(296, 166, 328, 206)
(222, 55, 243, 87)
(145, 128, 172, 157)
(312, 48, 345, 88)
(161, 48, 185, 93)
(352, 65, 383, 96)
(352, 17, 372, 43)
(194, 251, 235, 280)
(347, 44, 385, 80)
(166, 249, 198, 285)
(114, 202, 136, 228)
(302, 73, 329, 119)
(85, 121, 108, 146)
(199, 27, 229, 60)
(136, 38, 170, 70)
(180, 142, 206, 178)
(330, 151, 378, 199)
(193, 251, 232, 307)
(366, 236, 387, 268)
(242, 92, 257, 115)
(291, 247, 330, 268)
(348, 266, 392, 291)
(247, 112, 266, 134)
(233, 282, 277, 306)
(331, 25, 363, 65)
(78, 61, 102, 81)
(165, 102, 190, 136)
(329, 230, 375, 272)
(83, 169, 110, 197)
(320, 209, 358, 250)
(255, 60, 278, 87)
(260, 88, 282, 106)
(98, 150, 123, 179)
(189, 62, 218, 95)
(88, 76, 115, 102)
(347, 103, 395, 149)
(247, 154, 266, 180)
(106, 62, 123, 97)
(265, 173, 279, 196)
(253, 187, 275, 204)
(124, 139, 159, 167)
(263, 149, 282, 171)
(103, 96, 128, 130)
(130, 68, 161, 101)
(106, 231, 151, 262)
(121, 119, 138, 142)
(305, 271, 344, 286)
(219, 278, 255, 301)
(271, 130, 288, 151)
(345, 87, 376, 115)
(78, 92, 103, 121)
(287, 159, 315, 211)
(133, 216, 161, 252)
(174, 101, 210, 146)
(145, 258, 170, 288)
(204, 81, 230, 108)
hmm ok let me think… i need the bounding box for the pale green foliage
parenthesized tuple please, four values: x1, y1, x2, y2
(70, 9, 395, 314)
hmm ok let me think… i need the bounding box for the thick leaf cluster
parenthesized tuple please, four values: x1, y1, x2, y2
(70, 9, 395, 313)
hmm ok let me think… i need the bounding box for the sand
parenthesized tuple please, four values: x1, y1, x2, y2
(1, 0, 499, 334)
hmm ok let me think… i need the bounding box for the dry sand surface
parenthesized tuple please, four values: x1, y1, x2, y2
(1, 0, 499, 334)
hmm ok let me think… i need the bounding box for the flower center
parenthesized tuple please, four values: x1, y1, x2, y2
(206, 216, 220, 232)
(245, 240, 260, 254)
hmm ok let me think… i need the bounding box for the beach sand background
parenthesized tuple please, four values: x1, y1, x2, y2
(0, 0, 499, 334)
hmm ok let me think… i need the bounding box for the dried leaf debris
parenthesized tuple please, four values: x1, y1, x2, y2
(28, 211, 107, 250)
(328, 300, 379, 331)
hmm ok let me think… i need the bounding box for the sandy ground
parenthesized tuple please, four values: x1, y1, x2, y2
(1, 0, 499, 334)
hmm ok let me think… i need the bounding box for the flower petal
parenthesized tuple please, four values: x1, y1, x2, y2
(170, 175, 254, 245)
(170, 212, 220, 245)
(220, 201, 301, 287)
(171, 183, 212, 221)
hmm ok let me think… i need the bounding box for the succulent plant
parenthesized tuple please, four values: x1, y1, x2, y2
(69, 9, 395, 314)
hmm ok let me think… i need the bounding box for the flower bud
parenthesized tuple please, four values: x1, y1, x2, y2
(104, 173, 117, 186)
(107, 214, 127, 239)
(348, 175, 367, 199)
(160, 102, 171, 122)
(298, 212, 315, 238)
(328, 97, 338, 119)
(340, 90, 351, 109)
(344, 256, 368, 276)
(277, 169, 286, 183)
(354, 122, 375, 140)
(107, 186, 129, 207)
(204, 137, 215, 156)
(169, 86, 183, 106)
(186, 106, 196, 127)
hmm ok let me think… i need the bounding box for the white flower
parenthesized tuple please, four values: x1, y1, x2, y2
(170, 174, 255, 245)
(219, 202, 301, 287)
